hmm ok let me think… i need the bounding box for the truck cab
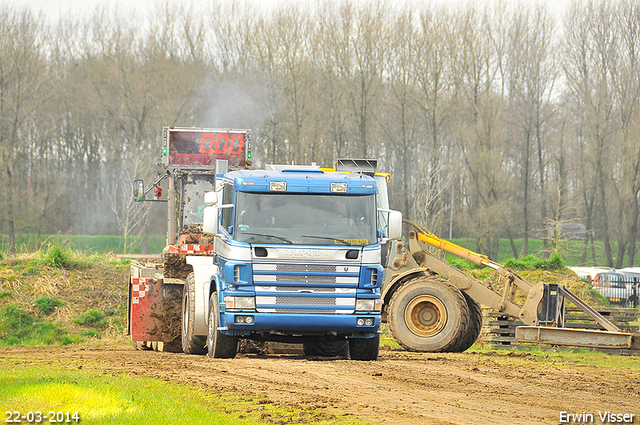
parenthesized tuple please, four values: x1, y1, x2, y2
(202, 166, 386, 360)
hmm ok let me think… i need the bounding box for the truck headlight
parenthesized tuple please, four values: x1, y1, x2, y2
(225, 296, 256, 309)
(355, 299, 382, 311)
(331, 182, 348, 192)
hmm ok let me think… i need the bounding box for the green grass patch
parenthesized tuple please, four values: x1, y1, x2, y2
(0, 363, 357, 425)
(504, 252, 565, 270)
(34, 296, 65, 315)
(44, 245, 73, 269)
(0, 304, 74, 346)
(445, 256, 484, 270)
(73, 310, 107, 330)
(79, 330, 101, 339)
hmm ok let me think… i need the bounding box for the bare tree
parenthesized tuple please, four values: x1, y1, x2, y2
(0, 6, 51, 255)
(506, 3, 557, 255)
(412, 6, 458, 233)
(348, 1, 387, 158)
(379, 9, 418, 218)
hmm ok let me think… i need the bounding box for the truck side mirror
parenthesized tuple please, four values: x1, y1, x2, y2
(388, 210, 403, 240)
(203, 205, 218, 235)
(204, 191, 218, 206)
(133, 179, 145, 202)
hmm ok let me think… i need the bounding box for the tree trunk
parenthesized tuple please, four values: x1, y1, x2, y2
(5, 168, 16, 256)
(615, 242, 626, 269)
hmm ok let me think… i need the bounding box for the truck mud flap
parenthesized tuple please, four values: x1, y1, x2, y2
(130, 276, 164, 341)
(129, 277, 183, 350)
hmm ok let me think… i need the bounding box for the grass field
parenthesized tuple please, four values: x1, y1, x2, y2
(2, 234, 638, 267)
(448, 237, 640, 267)
(0, 360, 357, 425)
(0, 234, 166, 256)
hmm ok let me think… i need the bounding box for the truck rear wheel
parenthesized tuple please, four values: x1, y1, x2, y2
(303, 340, 349, 357)
(449, 292, 482, 352)
(207, 293, 238, 359)
(182, 273, 207, 354)
(388, 276, 469, 352)
(348, 334, 379, 361)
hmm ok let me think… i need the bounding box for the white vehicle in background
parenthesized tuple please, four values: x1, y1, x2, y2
(568, 267, 629, 307)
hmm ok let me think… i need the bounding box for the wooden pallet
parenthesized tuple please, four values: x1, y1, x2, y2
(480, 311, 523, 349)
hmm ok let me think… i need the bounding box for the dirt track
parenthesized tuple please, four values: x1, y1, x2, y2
(4, 344, 639, 424)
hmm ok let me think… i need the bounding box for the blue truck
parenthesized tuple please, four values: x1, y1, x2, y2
(129, 128, 400, 360)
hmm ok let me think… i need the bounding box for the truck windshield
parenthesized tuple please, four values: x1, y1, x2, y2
(234, 192, 377, 246)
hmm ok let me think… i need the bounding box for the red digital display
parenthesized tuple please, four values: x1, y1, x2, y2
(164, 129, 248, 169)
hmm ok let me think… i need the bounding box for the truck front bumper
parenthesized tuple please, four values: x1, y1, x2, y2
(221, 312, 380, 336)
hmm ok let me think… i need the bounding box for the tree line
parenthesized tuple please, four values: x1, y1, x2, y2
(0, 0, 639, 266)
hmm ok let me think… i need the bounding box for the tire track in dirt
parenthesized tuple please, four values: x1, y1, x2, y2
(3, 345, 639, 425)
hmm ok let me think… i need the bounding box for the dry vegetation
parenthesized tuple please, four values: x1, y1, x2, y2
(0, 249, 129, 346)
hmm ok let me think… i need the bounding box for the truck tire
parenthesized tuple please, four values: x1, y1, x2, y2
(181, 273, 207, 354)
(449, 292, 482, 353)
(303, 340, 349, 357)
(207, 293, 238, 359)
(388, 276, 469, 352)
(348, 334, 379, 361)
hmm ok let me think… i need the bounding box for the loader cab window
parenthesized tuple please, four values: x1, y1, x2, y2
(221, 184, 233, 233)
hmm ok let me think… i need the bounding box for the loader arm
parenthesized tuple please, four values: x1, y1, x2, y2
(402, 221, 635, 350)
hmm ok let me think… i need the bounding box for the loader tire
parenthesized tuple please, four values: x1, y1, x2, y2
(303, 340, 349, 358)
(449, 292, 482, 353)
(207, 293, 238, 359)
(181, 273, 207, 354)
(388, 276, 469, 352)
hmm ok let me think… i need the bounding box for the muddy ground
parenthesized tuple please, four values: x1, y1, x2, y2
(3, 344, 639, 425)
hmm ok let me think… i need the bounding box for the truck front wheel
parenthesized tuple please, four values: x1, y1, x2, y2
(182, 273, 207, 354)
(348, 334, 379, 361)
(207, 293, 238, 358)
(388, 276, 469, 352)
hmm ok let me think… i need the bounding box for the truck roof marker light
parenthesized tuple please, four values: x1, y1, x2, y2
(242, 181, 255, 186)
(362, 184, 374, 189)
(331, 182, 348, 192)
(270, 181, 286, 191)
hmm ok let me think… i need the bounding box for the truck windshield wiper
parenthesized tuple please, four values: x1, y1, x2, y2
(301, 235, 353, 246)
(241, 232, 293, 244)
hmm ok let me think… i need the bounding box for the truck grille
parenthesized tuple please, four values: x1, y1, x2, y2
(275, 296, 338, 305)
(275, 264, 336, 273)
(253, 261, 359, 314)
(275, 309, 331, 314)
(275, 275, 336, 283)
